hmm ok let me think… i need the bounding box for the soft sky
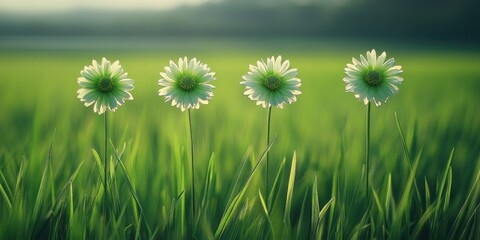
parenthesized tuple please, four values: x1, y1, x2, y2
(0, 0, 217, 12)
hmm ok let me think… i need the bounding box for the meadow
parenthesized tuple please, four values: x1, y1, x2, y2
(0, 38, 479, 239)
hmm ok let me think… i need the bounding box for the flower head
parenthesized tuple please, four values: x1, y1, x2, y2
(343, 49, 403, 106)
(241, 56, 301, 109)
(158, 57, 215, 111)
(77, 58, 134, 114)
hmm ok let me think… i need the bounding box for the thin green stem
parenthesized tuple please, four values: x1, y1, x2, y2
(188, 109, 196, 232)
(366, 102, 371, 201)
(104, 111, 109, 217)
(266, 106, 272, 194)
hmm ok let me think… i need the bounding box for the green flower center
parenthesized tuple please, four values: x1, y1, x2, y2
(98, 78, 113, 92)
(265, 75, 281, 91)
(365, 70, 382, 86)
(179, 76, 196, 91)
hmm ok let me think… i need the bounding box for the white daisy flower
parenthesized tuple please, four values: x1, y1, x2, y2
(77, 58, 134, 114)
(240, 56, 302, 109)
(158, 57, 215, 111)
(343, 49, 403, 106)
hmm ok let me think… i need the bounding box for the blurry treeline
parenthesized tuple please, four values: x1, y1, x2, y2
(0, 0, 478, 41)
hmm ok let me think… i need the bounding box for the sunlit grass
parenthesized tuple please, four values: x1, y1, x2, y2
(0, 42, 479, 239)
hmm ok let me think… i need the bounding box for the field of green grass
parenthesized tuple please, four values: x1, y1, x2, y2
(0, 39, 479, 239)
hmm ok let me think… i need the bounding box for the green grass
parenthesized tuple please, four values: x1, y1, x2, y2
(0, 40, 479, 239)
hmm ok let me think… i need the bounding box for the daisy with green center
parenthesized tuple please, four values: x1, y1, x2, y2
(343, 49, 403, 200)
(77, 58, 134, 114)
(158, 57, 215, 112)
(241, 56, 301, 109)
(240, 56, 301, 192)
(77, 57, 134, 217)
(158, 57, 216, 233)
(343, 49, 403, 106)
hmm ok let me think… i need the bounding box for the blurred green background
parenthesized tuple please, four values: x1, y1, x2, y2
(1, 0, 479, 239)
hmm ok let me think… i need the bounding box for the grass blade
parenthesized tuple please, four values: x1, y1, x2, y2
(411, 205, 436, 239)
(224, 147, 252, 211)
(68, 182, 74, 233)
(385, 173, 396, 222)
(12, 156, 27, 203)
(259, 189, 276, 240)
(214, 135, 277, 239)
(371, 188, 384, 220)
(197, 152, 216, 237)
(350, 210, 370, 240)
(328, 164, 338, 235)
(459, 202, 480, 240)
(110, 140, 152, 236)
(392, 149, 421, 236)
(310, 174, 320, 239)
(32, 130, 56, 231)
(433, 148, 455, 233)
(162, 191, 184, 232)
(284, 151, 297, 225)
(424, 178, 431, 209)
(443, 166, 452, 212)
(201, 153, 216, 215)
(0, 163, 13, 201)
(48, 160, 84, 216)
(395, 112, 422, 205)
(436, 148, 455, 204)
(318, 197, 335, 238)
(0, 169, 12, 212)
(39, 159, 84, 239)
(296, 190, 310, 239)
(448, 168, 480, 238)
(91, 148, 104, 183)
(268, 157, 285, 210)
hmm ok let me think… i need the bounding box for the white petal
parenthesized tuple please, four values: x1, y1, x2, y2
(377, 51, 387, 67)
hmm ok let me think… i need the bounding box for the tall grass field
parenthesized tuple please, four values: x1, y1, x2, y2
(0, 39, 479, 239)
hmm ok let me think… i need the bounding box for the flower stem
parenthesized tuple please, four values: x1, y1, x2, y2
(365, 102, 371, 201)
(188, 109, 196, 231)
(104, 111, 109, 217)
(266, 106, 272, 194)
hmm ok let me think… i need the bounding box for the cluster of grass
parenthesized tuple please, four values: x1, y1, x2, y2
(0, 41, 479, 239)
